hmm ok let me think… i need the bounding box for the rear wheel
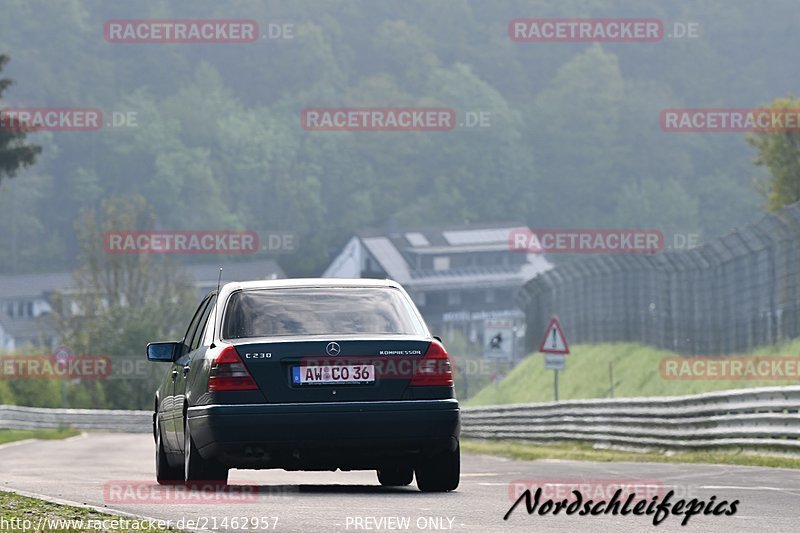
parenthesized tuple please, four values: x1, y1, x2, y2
(377, 465, 413, 486)
(155, 416, 182, 485)
(184, 419, 228, 488)
(415, 443, 459, 492)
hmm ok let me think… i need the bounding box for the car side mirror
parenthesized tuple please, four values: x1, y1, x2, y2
(146, 342, 179, 362)
(433, 335, 443, 343)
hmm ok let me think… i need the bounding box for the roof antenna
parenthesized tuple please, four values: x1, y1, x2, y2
(210, 267, 223, 348)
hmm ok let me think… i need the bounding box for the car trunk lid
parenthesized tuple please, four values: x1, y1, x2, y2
(232, 336, 435, 403)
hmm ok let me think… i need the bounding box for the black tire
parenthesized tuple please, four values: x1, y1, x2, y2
(415, 443, 460, 492)
(377, 465, 414, 486)
(155, 416, 183, 485)
(184, 419, 228, 488)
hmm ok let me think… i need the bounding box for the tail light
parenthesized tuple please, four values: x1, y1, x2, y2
(208, 346, 258, 391)
(410, 340, 453, 387)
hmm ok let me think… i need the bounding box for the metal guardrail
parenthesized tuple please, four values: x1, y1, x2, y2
(0, 405, 150, 433)
(3, 386, 800, 451)
(461, 386, 800, 450)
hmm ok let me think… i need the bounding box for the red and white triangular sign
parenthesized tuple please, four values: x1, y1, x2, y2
(539, 315, 569, 354)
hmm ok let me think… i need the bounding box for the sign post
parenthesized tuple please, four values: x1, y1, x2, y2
(53, 346, 73, 408)
(538, 316, 569, 401)
(554, 368, 558, 403)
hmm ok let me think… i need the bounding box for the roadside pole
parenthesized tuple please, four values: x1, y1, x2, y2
(554, 369, 559, 401)
(609, 361, 615, 398)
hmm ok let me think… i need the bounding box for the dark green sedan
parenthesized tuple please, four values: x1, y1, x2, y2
(147, 278, 460, 492)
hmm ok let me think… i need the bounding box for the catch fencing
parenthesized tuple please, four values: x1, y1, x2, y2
(461, 385, 800, 450)
(516, 202, 800, 355)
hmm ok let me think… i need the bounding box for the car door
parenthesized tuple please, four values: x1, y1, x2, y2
(163, 296, 210, 452)
(173, 295, 215, 453)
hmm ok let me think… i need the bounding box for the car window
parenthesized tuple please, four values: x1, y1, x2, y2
(182, 297, 210, 354)
(222, 287, 426, 339)
(192, 295, 216, 350)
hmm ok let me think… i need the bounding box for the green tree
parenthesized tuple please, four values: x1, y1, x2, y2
(748, 97, 800, 211)
(613, 178, 700, 241)
(527, 44, 626, 228)
(0, 380, 13, 404)
(0, 55, 41, 183)
(2, 344, 62, 408)
(0, 174, 65, 272)
(50, 195, 197, 409)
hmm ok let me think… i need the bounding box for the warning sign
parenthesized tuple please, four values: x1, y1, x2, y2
(539, 316, 569, 354)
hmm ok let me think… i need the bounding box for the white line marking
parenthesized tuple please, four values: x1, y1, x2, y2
(701, 485, 800, 494)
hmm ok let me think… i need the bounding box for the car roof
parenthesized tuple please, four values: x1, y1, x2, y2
(221, 277, 403, 292)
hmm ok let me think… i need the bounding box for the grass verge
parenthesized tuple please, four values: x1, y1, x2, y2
(462, 439, 800, 469)
(0, 428, 81, 445)
(465, 339, 800, 406)
(0, 490, 174, 532)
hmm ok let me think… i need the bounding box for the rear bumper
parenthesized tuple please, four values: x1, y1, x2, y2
(187, 399, 460, 469)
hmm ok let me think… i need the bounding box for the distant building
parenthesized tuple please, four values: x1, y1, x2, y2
(189, 260, 285, 299)
(0, 259, 285, 351)
(322, 224, 552, 357)
(0, 271, 72, 349)
(0, 309, 17, 351)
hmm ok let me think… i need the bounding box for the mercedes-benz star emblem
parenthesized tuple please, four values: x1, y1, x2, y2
(326, 342, 341, 356)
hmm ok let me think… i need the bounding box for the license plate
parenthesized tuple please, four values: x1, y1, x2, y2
(292, 364, 375, 385)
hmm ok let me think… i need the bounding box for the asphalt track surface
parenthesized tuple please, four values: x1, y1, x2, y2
(1, 433, 799, 532)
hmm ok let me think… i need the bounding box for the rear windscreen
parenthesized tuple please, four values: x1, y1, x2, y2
(222, 287, 427, 338)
